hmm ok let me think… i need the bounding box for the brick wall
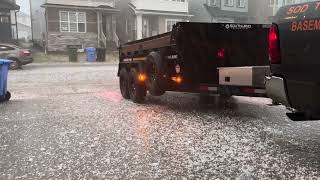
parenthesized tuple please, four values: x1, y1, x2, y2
(47, 32, 98, 52)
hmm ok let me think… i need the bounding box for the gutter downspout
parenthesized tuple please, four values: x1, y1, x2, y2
(45, 7, 48, 54)
(29, 0, 34, 42)
(15, 10, 19, 41)
(97, 11, 101, 48)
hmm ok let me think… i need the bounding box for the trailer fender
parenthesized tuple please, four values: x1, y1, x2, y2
(146, 52, 166, 96)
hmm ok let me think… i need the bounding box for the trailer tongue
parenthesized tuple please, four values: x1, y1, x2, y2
(118, 22, 270, 103)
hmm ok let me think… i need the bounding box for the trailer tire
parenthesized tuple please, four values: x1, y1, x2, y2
(119, 68, 130, 99)
(146, 53, 166, 96)
(128, 68, 147, 103)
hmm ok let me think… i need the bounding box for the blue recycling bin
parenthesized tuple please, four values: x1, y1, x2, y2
(85, 47, 97, 62)
(0, 59, 13, 102)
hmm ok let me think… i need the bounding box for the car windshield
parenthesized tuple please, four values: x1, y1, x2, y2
(1, 0, 319, 179)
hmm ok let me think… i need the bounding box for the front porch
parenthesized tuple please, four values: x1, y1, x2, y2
(97, 11, 119, 50)
(131, 9, 193, 41)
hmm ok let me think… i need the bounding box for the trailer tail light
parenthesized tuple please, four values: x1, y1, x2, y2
(171, 76, 183, 84)
(138, 74, 146, 82)
(269, 24, 281, 64)
(217, 48, 225, 59)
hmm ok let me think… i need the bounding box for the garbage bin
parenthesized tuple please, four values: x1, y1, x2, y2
(68, 48, 78, 62)
(85, 47, 97, 62)
(96, 48, 106, 62)
(0, 59, 13, 102)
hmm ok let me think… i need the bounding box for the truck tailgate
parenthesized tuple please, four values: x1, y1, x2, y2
(173, 22, 270, 85)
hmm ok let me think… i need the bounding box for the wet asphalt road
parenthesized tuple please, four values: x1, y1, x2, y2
(0, 64, 320, 179)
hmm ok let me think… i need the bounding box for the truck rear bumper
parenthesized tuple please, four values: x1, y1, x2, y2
(199, 84, 267, 97)
(265, 76, 290, 106)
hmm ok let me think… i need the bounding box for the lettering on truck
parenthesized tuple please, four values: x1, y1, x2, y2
(292, 19, 320, 31)
(288, 2, 320, 32)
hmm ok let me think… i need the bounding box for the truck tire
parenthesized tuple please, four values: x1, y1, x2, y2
(119, 68, 130, 99)
(128, 68, 147, 103)
(146, 53, 166, 96)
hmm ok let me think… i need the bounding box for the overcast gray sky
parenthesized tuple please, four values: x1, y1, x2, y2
(16, 0, 30, 15)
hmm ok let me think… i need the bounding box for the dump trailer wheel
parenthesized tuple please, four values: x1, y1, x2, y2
(146, 53, 166, 96)
(119, 68, 130, 99)
(128, 68, 147, 103)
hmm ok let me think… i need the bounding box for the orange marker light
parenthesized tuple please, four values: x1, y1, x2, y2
(138, 74, 146, 82)
(176, 76, 183, 84)
(171, 76, 183, 84)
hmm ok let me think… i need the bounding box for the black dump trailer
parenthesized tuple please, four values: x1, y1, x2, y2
(118, 22, 270, 103)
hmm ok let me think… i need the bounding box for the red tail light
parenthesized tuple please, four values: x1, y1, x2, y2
(217, 48, 225, 59)
(20, 50, 31, 55)
(269, 24, 281, 64)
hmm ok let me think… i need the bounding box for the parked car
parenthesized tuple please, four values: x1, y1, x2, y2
(266, 1, 320, 119)
(0, 43, 33, 70)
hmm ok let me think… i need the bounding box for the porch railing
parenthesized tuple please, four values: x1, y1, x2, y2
(113, 31, 120, 48)
(100, 26, 107, 48)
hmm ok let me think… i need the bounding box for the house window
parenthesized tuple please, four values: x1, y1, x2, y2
(165, 19, 182, 32)
(60, 11, 86, 33)
(224, 0, 234, 6)
(237, 0, 245, 7)
(208, 0, 217, 6)
(0, 16, 10, 23)
(285, 0, 296, 5)
(164, 0, 186, 2)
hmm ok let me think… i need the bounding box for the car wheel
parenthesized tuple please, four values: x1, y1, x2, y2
(119, 68, 130, 99)
(9, 59, 20, 70)
(128, 68, 147, 103)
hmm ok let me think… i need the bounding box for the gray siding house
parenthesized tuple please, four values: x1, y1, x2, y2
(35, 0, 119, 52)
(17, 12, 32, 42)
(190, 0, 273, 24)
(190, 0, 250, 23)
(117, 0, 193, 43)
(249, 0, 273, 24)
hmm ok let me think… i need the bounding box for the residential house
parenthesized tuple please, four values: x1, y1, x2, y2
(0, 0, 20, 42)
(248, 0, 273, 24)
(17, 12, 32, 42)
(189, 0, 250, 23)
(117, 0, 193, 42)
(32, 0, 119, 52)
